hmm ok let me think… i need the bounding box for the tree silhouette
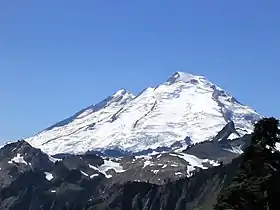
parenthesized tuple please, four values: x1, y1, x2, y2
(251, 117, 280, 149)
(214, 117, 280, 210)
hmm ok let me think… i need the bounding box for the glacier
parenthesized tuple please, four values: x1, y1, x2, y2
(25, 72, 260, 155)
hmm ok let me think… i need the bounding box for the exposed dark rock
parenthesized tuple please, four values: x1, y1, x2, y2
(87, 156, 242, 210)
(0, 128, 253, 210)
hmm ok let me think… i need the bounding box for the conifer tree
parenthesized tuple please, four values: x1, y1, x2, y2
(214, 117, 280, 210)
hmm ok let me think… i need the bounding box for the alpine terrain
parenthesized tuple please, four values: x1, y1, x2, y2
(25, 72, 260, 156)
(0, 71, 271, 210)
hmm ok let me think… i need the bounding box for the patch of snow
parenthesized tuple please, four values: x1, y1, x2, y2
(80, 170, 88, 177)
(149, 151, 163, 156)
(88, 164, 111, 178)
(186, 165, 196, 176)
(44, 172, 54, 181)
(276, 143, 280, 151)
(174, 145, 189, 153)
(8, 153, 28, 165)
(99, 159, 125, 173)
(224, 145, 243, 154)
(227, 133, 240, 140)
(152, 169, 159, 174)
(90, 174, 99, 179)
(51, 190, 56, 193)
(143, 160, 152, 168)
(208, 160, 220, 166)
(171, 153, 220, 173)
(202, 159, 220, 166)
(175, 172, 182, 175)
(88, 164, 99, 170)
(135, 154, 153, 160)
(171, 164, 178, 167)
(170, 153, 207, 169)
(88, 159, 125, 179)
(48, 156, 62, 163)
(162, 164, 167, 169)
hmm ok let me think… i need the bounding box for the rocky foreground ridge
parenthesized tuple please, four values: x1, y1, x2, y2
(0, 121, 250, 209)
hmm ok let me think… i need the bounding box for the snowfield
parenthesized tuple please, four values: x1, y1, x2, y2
(8, 153, 28, 165)
(26, 72, 260, 155)
(44, 172, 54, 181)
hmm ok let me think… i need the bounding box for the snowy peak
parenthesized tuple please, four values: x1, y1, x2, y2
(40, 89, 135, 132)
(91, 88, 135, 110)
(166, 72, 242, 107)
(166, 71, 206, 85)
(109, 88, 135, 105)
(26, 71, 260, 155)
(112, 88, 130, 97)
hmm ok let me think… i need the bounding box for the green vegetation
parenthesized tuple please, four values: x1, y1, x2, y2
(214, 117, 280, 210)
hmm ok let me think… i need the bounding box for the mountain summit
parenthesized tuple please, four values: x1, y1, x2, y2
(26, 72, 260, 155)
(166, 71, 205, 84)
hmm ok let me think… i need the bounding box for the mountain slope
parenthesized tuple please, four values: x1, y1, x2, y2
(26, 72, 260, 155)
(88, 157, 242, 210)
(0, 139, 243, 210)
(2, 119, 278, 210)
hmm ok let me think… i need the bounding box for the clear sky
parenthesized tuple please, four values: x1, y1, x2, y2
(0, 0, 279, 143)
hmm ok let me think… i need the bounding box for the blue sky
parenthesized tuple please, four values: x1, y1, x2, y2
(0, 0, 279, 143)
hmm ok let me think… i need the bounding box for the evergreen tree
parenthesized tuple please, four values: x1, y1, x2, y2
(251, 117, 280, 149)
(214, 117, 280, 210)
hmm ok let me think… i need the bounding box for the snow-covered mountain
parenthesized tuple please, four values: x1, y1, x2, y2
(26, 72, 260, 155)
